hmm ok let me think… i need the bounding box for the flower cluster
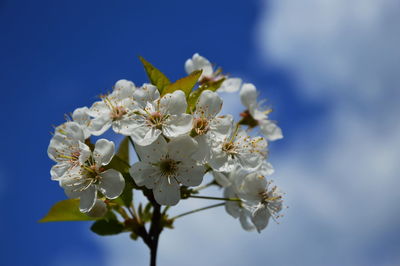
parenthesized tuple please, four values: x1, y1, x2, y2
(46, 53, 284, 233)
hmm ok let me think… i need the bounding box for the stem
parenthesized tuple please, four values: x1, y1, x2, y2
(149, 203, 161, 266)
(171, 203, 224, 220)
(189, 195, 241, 202)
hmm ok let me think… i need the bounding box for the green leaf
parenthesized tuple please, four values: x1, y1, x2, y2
(161, 70, 203, 97)
(39, 199, 97, 223)
(119, 180, 133, 207)
(139, 56, 171, 93)
(117, 137, 130, 163)
(187, 78, 225, 113)
(90, 219, 124, 236)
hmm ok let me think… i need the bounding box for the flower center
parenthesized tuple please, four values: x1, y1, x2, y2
(110, 106, 127, 120)
(159, 159, 179, 177)
(193, 117, 209, 135)
(222, 141, 236, 155)
(148, 112, 165, 129)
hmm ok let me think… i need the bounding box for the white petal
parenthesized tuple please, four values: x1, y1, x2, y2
(195, 90, 223, 119)
(130, 161, 158, 188)
(167, 135, 198, 161)
(239, 211, 256, 231)
(175, 162, 204, 186)
(240, 83, 258, 109)
(218, 78, 242, 93)
(192, 134, 211, 163)
(159, 90, 187, 115)
(93, 139, 115, 166)
(224, 186, 241, 218)
(72, 107, 91, 138)
(259, 120, 283, 141)
(134, 134, 167, 162)
(208, 147, 229, 172)
(78, 185, 97, 213)
(212, 171, 231, 187)
(114, 79, 135, 99)
(50, 163, 70, 180)
(153, 177, 180, 206)
(78, 141, 91, 164)
(251, 204, 270, 233)
(133, 84, 160, 107)
(185, 53, 214, 78)
(89, 114, 112, 136)
(209, 115, 234, 138)
(163, 114, 193, 138)
(112, 118, 138, 136)
(98, 169, 125, 199)
(240, 172, 267, 200)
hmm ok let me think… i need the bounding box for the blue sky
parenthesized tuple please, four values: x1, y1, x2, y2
(1, 0, 400, 265)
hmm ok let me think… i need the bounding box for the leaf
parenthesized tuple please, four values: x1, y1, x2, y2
(117, 137, 130, 163)
(139, 56, 171, 93)
(39, 199, 97, 223)
(90, 219, 124, 236)
(119, 179, 133, 207)
(161, 70, 203, 97)
(187, 78, 225, 112)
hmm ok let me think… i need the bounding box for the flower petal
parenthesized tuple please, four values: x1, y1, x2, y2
(78, 141, 91, 164)
(185, 53, 214, 78)
(98, 169, 125, 199)
(134, 134, 167, 162)
(93, 139, 115, 166)
(86, 199, 108, 217)
(153, 177, 180, 206)
(163, 114, 193, 138)
(159, 90, 187, 115)
(167, 135, 198, 161)
(89, 114, 112, 136)
(175, 162, 204, 186)
(78, 185, 97, 213)
(219, 78, 242, 93)
(113, 79, 135, 99)
(130, 161, 158, 188)
(212, 171, 231, 187)
(133, 83, 160, 107)
(259, 120, 283, 141)
(240, 83, 258, 109)
(196, 90, 223, 119)
(251, 204, 270, 233)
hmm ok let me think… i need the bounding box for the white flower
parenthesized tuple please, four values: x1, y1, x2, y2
(185, 53, 242, 93)
(222, 167, 257, 231)
(238, 172, 284, 233)
(130, 135, 204, 206)
(88, 80, 137, 136)
(61, 139, 125, 213)
(208, 117, 268, 172)
(223, 166, 283, 232)
(129, 85, 193, 146)
(240, 83, 283, 141)
(86, 199, 108, 218)
(72, 107, 91, 139)
(191, 90, 231, 162)
(48, 122, 90, 180)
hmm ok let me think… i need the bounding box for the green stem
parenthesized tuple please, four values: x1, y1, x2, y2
(171, 203, 224, 220)
(189, 195, 241, 202)
(193, 181, 216, 192)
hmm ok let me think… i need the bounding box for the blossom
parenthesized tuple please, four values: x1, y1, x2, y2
(184, 53, 242, 93)
(238, 172, 284, 232)
(130, 135, 204, 206)
(61, 139, 125, 213)
(240, 83, 283, 141)
(208, 117, 268, 172)
(128, 85, 193, 146)
(72, 107, 91, 139)
(191, 90, 232, 162)
(223, 165, 283, 232)
(88, 79, 137, 136)
(48, 122, 89, 180)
